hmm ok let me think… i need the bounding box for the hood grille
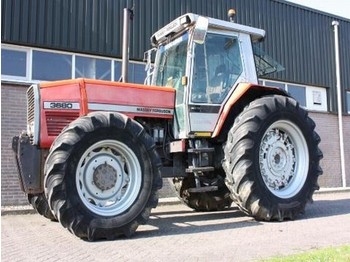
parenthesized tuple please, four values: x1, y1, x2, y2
(26, 85, 40, 145)
(27, 86, 35, 127)
(45, 112, 79, 137)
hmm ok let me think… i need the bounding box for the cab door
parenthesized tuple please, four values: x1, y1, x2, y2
(188, 32, 244, 134)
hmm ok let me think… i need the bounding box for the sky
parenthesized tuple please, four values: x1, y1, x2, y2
(285, 0, 350, 19)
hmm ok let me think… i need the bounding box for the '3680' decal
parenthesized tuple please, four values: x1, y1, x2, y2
(43, 102, 80, 110)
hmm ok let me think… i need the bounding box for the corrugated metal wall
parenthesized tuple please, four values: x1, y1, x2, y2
(233, 0, 350, 111)
(2, 0, 350, 110)
(1, 0, 129, 56)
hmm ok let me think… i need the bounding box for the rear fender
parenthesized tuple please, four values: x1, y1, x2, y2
(212, 83, 289, 139)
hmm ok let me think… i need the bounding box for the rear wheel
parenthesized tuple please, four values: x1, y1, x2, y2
(223, 95, 322, 221)
(44, 112, 162, 240)
(173, 175, 232, 211)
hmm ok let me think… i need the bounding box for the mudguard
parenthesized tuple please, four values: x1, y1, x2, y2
(12, 133, 43, 194)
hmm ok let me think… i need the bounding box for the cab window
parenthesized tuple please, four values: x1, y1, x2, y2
(191, 33, 242, 104)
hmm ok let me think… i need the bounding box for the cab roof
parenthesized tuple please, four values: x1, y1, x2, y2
(151, 13, 266, 46)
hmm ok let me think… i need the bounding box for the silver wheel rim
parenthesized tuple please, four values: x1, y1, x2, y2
(259, 120, 309, 199)
(76, 139, 142, 216)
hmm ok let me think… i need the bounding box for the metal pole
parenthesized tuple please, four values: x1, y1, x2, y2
(332, 21, 347, 187)
(121, 8, 131, 83)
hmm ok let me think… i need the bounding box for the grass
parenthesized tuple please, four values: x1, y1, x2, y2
(263, 245, 350, 262)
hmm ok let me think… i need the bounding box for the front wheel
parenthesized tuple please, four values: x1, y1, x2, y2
(28, 193, 56, 221)
(44, 112, 162, 240)
(223, 95, 323, 221)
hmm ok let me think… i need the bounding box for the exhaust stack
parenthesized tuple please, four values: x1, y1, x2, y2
(121, 8, 133, 82)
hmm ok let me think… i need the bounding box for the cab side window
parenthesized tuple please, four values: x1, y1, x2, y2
(191, 33, 242, 104)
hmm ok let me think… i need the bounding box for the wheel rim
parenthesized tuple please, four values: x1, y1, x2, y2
(76, 139, 142, 216)
(259, 120, 309, 199)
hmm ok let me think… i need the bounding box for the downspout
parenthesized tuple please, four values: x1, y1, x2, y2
(121, 8, 133, 83)
(332, 21, 347, 187)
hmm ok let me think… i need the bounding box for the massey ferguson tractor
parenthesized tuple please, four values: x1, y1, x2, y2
(12, 11, 322, 241)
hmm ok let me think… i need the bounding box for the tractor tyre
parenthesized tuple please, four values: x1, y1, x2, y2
(223, 95, 322, 221)
(173, 175, 232, 211)
(28, 193, 57, 221)
(44, 112, 162, 240)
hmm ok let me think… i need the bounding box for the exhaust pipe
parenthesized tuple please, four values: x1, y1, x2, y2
(121, 8, 133, 83)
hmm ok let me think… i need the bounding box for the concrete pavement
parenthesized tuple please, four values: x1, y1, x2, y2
(2, 191, 350, 262)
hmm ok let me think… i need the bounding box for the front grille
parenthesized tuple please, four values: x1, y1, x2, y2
(27, 86, 35, 127)
(45, 111, 79, 137)
(26, 85, 40, 145)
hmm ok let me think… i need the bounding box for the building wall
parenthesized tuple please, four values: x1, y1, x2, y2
(1, 83, 29, 205)
(2, 0, 350, 100)
(309, 112, 350, 187)
(1, 82, 349, 206)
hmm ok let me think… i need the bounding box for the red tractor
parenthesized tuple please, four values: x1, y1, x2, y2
(13, 12, 322, 240)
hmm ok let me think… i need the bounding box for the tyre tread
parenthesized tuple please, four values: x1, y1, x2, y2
(45, 112, 161, 240)
(223, 95, 322, 221)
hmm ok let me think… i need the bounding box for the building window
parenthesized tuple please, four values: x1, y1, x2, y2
(265, 81, 286, 90)
(1, 44, 146, 84)
(131, 63, 146, 84)
(2, 44, 147, 84)
(287, 84, 306, 107)
(113, 61, 146, 84)
(32, 51, 72, 81)
(260, 78, 327, 112)
(114, 61, 122, 81)
(75, 56, 111, 80)
(347, 91, 350, 114)
(1, 48, 27, 78)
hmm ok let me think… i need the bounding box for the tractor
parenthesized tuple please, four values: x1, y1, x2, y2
(12, 10, 322, 241)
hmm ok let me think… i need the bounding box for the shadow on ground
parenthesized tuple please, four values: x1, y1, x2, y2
(303, 198, 350, 219)
(132, 197, 350, 239)
(134, 206, 259, 239)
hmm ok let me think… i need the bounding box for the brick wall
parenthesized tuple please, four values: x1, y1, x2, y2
(309, 112, 350, 188)
(1, 82, 349, 206)
(1, 83, 29, 205)
(344, 116, 350, 186)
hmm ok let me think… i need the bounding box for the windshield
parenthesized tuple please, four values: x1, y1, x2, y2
(153, 33, 188, 103)
(153, 33, 189, 135)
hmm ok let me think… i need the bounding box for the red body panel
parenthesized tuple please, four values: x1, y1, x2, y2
(211, 83, 252, 138)
(212, 83, 287, 138)
(84, 79, 175, 118)
(39, 78, 175, 148)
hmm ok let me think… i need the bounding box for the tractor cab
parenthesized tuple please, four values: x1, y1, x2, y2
(150, 13, 265, 139)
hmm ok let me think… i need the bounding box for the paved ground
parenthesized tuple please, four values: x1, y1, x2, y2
(2, 191, 350, 262)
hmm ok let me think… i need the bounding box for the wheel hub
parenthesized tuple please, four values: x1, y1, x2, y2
(75, 141, 142, 216)
(258, 120, 309, 199)
(260, 128, 296, 190)
(93, 163, 118, 191)
(269, 144, 288, 172)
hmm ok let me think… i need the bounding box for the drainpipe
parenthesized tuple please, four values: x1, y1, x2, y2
(332, 21, 346, 187)
(121, 8, 133, 83)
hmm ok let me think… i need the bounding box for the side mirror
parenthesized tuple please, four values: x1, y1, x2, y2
(193, 16, 208, 44)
